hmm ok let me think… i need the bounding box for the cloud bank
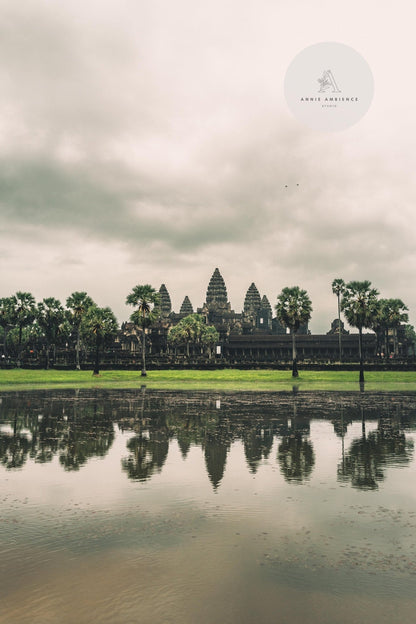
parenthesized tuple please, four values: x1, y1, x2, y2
(1, 0, 415, 331)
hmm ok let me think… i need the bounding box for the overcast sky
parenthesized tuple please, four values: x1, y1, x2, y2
(1, 0, 415, 332)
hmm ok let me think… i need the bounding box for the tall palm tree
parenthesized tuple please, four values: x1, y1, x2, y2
(36, 298, 66, 369)
(0, 296, 16, 358)
(341, 281, 379, 383)
(275, 286, 312, 377)
(66, 292, 95, 370)
(126, 285, 160, 376)
(12, 292, 36, 368)
(332, 278, 345, 362)
(81, 306, 118, 376)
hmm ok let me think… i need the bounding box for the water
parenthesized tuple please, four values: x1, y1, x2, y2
(1, 389, 416, 624)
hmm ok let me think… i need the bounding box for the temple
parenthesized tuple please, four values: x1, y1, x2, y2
(118, 268, 411, 363)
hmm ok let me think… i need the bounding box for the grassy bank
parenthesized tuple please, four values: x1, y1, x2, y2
(1, 368, 416, 392)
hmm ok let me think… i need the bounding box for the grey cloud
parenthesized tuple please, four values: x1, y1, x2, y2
(1, 0, 416, 331)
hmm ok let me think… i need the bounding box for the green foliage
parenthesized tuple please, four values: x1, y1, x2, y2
(81, 305, 118, 375)
(36, 298, 68, 368)
(66, 291, 95, 370)
(0, 296, 16, 331)
(275, 286, 312, 377)
(168, 314, 219, 350)
(5, 325, 37, 351)
(375, 298, 408, 331)
(0, 296, 18, 356)
(341, 281, 379, 381)
(275, 286, 312, 333)
(81, 306, 118, 346)
(66, 292, 95, 328)
(37, 298, 67, 345)
(405, 324, 416, 345)
(126, 284, 160, 328)
(13, 292, 37, 332)
(331, 278, 346, 297)
(341, 281, 379, 331)
(4, 292, 37, 364)
(126, 284, 160, 375)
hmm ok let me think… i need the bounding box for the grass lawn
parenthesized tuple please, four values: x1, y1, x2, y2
(0, 368, 416, 392)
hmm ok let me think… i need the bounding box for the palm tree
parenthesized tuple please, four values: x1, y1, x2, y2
(0, 296, 16, 358)
(126, 285, 160, 376)
(332, 278, 346, 361)
(167, 314, 219, 358)
(275, 286, 312, 377)
(66, 292, 95, 370)
(12, 292, 36, 368)
(374, 298, 408, 357)
(36, 298, 66, 369)
(341, 281, 379, 383)
(81, 306, 118, 376)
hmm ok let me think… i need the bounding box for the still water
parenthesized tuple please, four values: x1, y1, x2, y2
(1, 389, 416, 624)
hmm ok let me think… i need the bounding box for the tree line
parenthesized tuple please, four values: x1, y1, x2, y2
(0, 284, 218, 376)
(265, 279, 410, 381)
(0, 280, 413, 381)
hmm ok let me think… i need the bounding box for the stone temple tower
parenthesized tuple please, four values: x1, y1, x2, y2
(180, 295, 194, 315)
(243, 283, 262, 318)
(200, 268, 233, 332)
(205, 268, 230, 308)
(258, 295, 273, 330)
(158, 284, 172, 317)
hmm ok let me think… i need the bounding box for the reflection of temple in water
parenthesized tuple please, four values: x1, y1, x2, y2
(0, 391, 415, 491)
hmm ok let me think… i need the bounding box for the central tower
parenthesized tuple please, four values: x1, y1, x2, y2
(205, 268, 230, 308)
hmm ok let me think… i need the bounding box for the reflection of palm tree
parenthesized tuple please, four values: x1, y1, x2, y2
(339, 436, 382, 490)
(341, 407, 382, 490)
(278, 395, 315, 483)
(122, 434, 155, 481)
(30, 409, 62, 463)
(0, 412, 31, 469)
(338, 408, 413, 489)
(332, 402, 352, 438)
(243, 426, 274, 474)
(278, 434, 315, 483)
(59, 401, 115, 471)
(122, 430, 169, 481)
(335, 403, 350, 483)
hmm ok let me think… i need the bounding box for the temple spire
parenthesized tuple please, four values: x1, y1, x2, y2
(260, 295, 272, 315)
(180, 295, 194, 315)
(158, 284, 172, 316)
(243, 283, 261, 315)
(206, 268, 228, 306)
